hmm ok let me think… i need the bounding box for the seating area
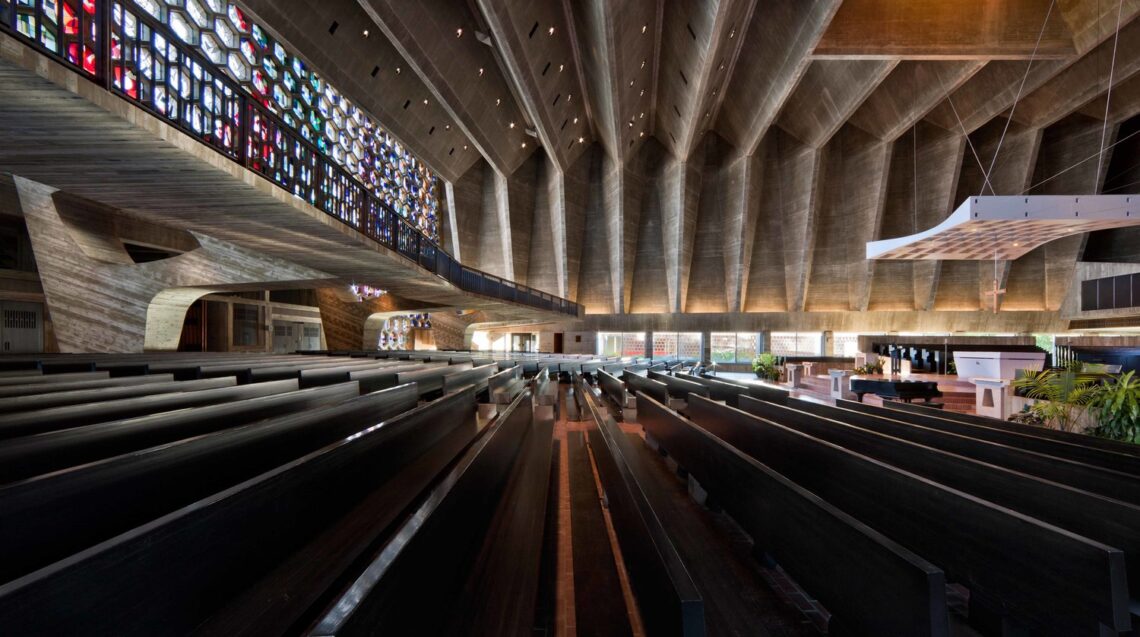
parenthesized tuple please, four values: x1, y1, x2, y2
(0, 352, 552, 635)
(572, 366, 1140, 636)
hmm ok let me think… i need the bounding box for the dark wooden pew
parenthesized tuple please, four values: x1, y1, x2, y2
(0, 377, 237, 420)
(682, 375, 748, 406)
(244, 358, 386, 384)
(438, 394, 555, 636)
(0, 373, 176, 399)
(598, 370, 629, 407)
(296, 361, 403, 389)
(791, 398, 1140, 509)
(647, 370, 710, 401)
(0, 387, 493, 636)
(575, 383, 705, 637)
(304, 391, 538, 636)
(699, 374, 789, 405)
(636, 393, 948, 637)
(684, 395, 1130, 637)
(441, 363, 499, 396)
(348, 362, 437, 393)
(0, 382, 359, 485)
(622, 370, 669, 405)
(0, 370, 109, 387)
(739, 395, 1140, 602)
(566, 430, 633, 637)
(489, 366, 526, 404)
(885, 400, 1140, 461)
(0, 384, 419, 584)
(0, 377, 297, 440)
(351, 362, 472, 397)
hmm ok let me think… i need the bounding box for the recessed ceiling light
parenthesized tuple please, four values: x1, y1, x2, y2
(641, 59, 646, 68)
(548, 26, 555, 36)
(573, 117, 578, 124)
(509, 122, 515, 128)
(463, 144, 469, 150)
(629, 80, 634, 87)
(639, 131, 644, 137)
(478, 67, 484, 77)
(639, 89, 645, 97)
(362, 29, 369, 38)
(423, 99, 429, 105)
(456, 28, 463, 37)
(559, 64, 564, 72)
(578, 137, 584, 143)
(396, 67, 401, 74)
(496, 98, 501, 106)
(445, 124, 451, 130)
(639, 112, 644, 118)
(628, 121, 633, 128)
(729, 28, 736, 38)
(641, 24, 647, 34)
(567, 94, 572, 102)
(521, 141, 527, 147)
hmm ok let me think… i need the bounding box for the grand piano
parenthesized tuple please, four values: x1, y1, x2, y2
(850, 378, 943, 405)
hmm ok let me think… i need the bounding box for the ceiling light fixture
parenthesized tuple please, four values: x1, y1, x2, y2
(548, 26, 555, 36)
(521, 142, 527, 147)
(423, 99, 429, 105)
(396, 67, 401, 74)
(559, 64, 565, 72)
(478, 67, 484, 77)
(641, 59, 646, 68)
(362, 29, 369, 38)
(509, 122, 516, 128)
(578, 137, 584, 143)
(456, 27, 463, 37)
(573, 117, 578, 124)
(496, 98, 501, 106)
(641, 24, 647, 34)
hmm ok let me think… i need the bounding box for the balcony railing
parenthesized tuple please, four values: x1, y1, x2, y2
(0, 0, 582, 318)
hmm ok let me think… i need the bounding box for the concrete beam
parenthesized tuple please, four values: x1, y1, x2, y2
(776, 59, 899, 148)
(717, 0, 843, 155)
(849, 61, 987, 141)
(814, 0, 1076, 60)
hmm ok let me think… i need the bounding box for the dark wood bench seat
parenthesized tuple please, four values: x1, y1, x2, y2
(684, 395, 1130, 637)
(636, 393, 948, 637)
(0, 384, 418, 584)
(0, 377, 237, 420)
(0, 387, 493, 636)
(0, 381, 358, 485)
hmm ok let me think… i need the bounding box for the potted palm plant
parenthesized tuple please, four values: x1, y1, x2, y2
(1011, 368, 1100, 433)
(1088, 371, 1140, 444)
(752, 352, 780, 382)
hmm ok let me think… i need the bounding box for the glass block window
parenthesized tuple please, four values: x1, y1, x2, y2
(710, 333, 736, 363)
(832, 333, 860, 358)
(652, 332, 677, 358)
(770, 332, 822, 357)
(621, 332, 646, 357)
(677, 333, 701, 361)
(119, 0, 439, 240)
(8, 0, 99, 76)
(735, 333, 760, 363)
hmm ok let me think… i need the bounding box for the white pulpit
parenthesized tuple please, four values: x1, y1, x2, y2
(830, 369, 855, 400)
(973, 378, 1012, 420)
(953, 351, 1045, 382)
(786, 363, 804, 388)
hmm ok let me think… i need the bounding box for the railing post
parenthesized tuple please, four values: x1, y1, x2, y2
(100, 0, 113, 90)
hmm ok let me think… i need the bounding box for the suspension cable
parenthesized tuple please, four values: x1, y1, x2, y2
(981, 0, 1056, 195)
(1093, 0, 1126, 191)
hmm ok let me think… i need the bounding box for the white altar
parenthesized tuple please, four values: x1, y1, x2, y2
(953, 351, 1045, 382)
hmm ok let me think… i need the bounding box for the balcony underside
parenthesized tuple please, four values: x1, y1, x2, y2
(0, 33, 566, 323)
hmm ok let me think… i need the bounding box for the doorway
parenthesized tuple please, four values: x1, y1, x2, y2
(1, 301, 44, 353)
(553, 332, 564, 354)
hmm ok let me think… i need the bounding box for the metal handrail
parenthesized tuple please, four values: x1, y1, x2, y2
(0, 0, 582, 318)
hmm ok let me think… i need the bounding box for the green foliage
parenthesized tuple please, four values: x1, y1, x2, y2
(947, 360, 957, 375)
(752, 352, 780, 381)
(853, 359, 884, 375)
(1088, 371, 1140, 444)
(1011, 368, 1100, 433)
(1034, 333, 1054, 353)
(1065, 359, 1086, 373)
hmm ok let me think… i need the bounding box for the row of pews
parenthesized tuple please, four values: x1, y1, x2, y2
(0, 351, 554, 636)
(578, 367, 1140, 636)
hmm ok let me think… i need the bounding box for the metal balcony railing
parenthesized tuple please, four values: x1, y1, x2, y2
(0, 0, 582, 318)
